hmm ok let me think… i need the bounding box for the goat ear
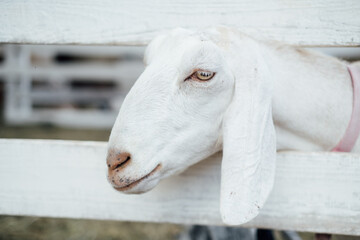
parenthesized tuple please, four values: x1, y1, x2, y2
(144, 34, 167, 66)
(145, 28, 193, 66)
(220, 37, 276, 225)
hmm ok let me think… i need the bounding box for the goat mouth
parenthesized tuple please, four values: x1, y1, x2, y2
(114, 164, 161, 191)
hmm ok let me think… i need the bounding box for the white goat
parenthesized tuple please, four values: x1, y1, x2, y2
(106, 27, 360, 225)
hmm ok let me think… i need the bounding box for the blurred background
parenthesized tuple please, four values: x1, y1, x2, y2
(0, 44, 359, 240)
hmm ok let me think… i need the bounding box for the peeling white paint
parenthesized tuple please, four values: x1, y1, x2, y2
(0, 0, 359, 46)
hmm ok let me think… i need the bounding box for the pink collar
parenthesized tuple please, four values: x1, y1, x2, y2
(332, 64, 360, 152)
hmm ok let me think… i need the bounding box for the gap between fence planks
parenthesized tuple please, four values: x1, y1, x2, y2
(0, 139, 359, 235)
(0, 0, 359, 46)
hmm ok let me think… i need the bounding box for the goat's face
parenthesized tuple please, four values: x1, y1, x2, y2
(107, 28, 234, 193)
(107, 27, 276, 225)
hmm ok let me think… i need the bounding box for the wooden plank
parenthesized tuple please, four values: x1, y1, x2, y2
(0, 139, 359, 235)
(5, 109, 118, 129)
(0, 62, 145, 82)
(0, 0, 359, 46)
(26, 45, 145, 58)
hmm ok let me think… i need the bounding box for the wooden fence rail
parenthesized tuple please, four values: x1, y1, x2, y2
(0, 0, 359, 46)
(0, 139, 359, 235)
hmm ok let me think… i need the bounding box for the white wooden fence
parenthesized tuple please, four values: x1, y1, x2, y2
(0, 0, 359, 46)
(0, 44, 145, 128)
(1, 0, 360, 236)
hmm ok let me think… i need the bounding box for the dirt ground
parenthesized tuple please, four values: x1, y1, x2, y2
(0, 216, 183, 240)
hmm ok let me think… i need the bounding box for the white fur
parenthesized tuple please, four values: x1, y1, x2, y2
(107, 27, 360, 225)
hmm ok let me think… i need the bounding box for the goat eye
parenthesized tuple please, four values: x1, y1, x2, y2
(194, 71, 215, 81)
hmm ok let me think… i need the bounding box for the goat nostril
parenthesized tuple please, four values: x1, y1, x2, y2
(113, 156, 131, 170)
(107, 152, 132, 171)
